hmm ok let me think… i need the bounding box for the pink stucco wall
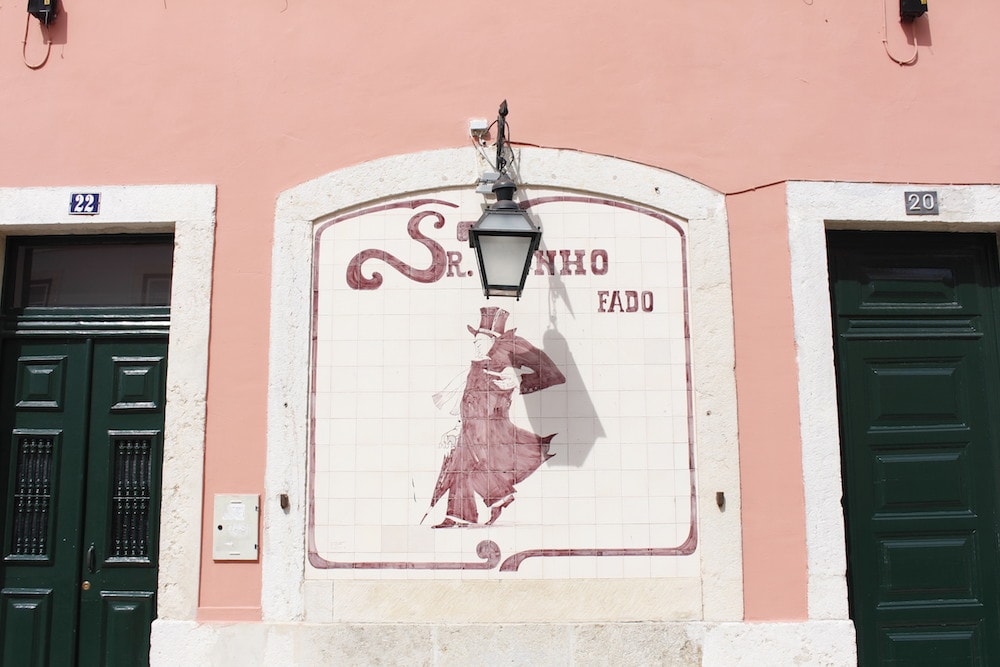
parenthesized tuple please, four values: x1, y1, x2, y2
(3, 2, 998, 620)
(728, 186, 808, 620)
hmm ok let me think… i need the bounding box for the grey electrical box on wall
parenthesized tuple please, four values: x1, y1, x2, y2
(212, 494, 260, 561)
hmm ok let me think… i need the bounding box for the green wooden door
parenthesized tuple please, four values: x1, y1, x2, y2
(0, 336, 166, 666)
(829, 231, 1000, 665)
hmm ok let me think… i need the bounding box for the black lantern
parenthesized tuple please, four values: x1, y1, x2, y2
(468, 101, 541, 299)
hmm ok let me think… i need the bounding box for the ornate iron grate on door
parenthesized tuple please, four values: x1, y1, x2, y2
(110, 437, 153, 559)
(10, 435, 54, 557)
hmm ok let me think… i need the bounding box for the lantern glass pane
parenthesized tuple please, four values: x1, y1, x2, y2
(477, 235, 534, 288)
(474, 210, 537, 233)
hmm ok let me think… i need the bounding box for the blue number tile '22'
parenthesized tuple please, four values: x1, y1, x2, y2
(69, 193, 101, 215)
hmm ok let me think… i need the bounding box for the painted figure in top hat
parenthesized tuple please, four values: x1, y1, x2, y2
(427, 307, 566, 528)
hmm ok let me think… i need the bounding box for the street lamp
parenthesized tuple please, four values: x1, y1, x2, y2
(468, 101, 541, 299)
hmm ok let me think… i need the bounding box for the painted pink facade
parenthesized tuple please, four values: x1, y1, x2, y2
(2, 1, 999, 663)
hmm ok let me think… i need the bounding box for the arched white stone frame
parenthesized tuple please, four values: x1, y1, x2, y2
(788, 181, 1000, 620)
(265, 147, 741, 622)
(0, 184, 215, 622)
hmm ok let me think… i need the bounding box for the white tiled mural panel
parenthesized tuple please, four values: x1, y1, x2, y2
(309, 188, 696, 579)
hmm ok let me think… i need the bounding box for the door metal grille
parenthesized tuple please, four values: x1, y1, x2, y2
(110, 437, 152, 558)
(10, 435, 54, 556)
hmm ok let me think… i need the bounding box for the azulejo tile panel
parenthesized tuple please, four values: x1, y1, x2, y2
(309, 188, 696, 580)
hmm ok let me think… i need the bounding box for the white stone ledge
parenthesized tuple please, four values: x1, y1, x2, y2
(152, 619, 856, 666)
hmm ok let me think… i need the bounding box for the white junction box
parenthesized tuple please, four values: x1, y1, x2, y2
(469, 118, 489, 137)
(212, 493, 259, 561)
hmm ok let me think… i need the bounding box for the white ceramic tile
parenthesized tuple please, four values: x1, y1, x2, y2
(645, 391, 673, 417)
(646, 444, 675, 470)
(321, 525, 354, 552)
(328, 420, 358, 444)
(510, 496, 543, 527)
(541, 469, 570, 498)
(354, 500, 382, 529)
(591, 315, 621, 338)
(621, 470, 652, 497)
(379, 498, 409, 525)
(592, 441, 622, 470)
(568, 498, 597, 524)
(326, 500, 354, 526)
(648, 470, 676, 495)
(378, 526, 407, 553)
(649, 511, 679, 537)
(594, 472, 623, 500)
(354, 444, 382, 472)
(328, 472, 356, 498)
(327, 442, 357, 470)
(675, 496, 694, 523)
(543, 497, 571, 525)
(674, 440, 693, 469)
(353, 472, 382, 499)
(567, 470, 596, 498)
(621, 497, 652, 526)
(569, 556, 598, 579)
(355, 393, 387, 419)
(595, 555, 624, 578)
(622, 557, 651, 578)
(327, 392, 357, 419)
(313, 418, 331, 444)
(353, 523, 382, 552)
(650, 556, 678, 578)
(620, 445, 649, 471)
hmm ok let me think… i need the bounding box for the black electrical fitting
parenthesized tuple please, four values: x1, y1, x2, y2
(900, 0, 927, 22)
(27, 0, 58, 25)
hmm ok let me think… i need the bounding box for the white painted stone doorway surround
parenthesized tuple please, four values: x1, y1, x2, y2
(0, 185, 215, 625)
(789, 181, 1000, 628)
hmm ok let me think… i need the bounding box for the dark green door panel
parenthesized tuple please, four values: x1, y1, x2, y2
(1, 588, 53, 666)
(78, 339, 166, 667)
(90, 592, 156, 667)
(0, 341, 90, 667)
(829, 231, 1000, 666)
(0, 337, 166, 667)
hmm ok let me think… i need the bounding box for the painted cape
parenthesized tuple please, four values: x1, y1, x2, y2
(429, 329, 566, 526)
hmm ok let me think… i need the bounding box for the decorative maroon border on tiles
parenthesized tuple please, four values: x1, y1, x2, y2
(309, 540, 501, 571)
(307, 195, 697, 571)
(499, 536, 697, 572)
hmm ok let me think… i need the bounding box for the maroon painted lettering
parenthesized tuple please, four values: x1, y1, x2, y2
(591, 249, 609, 275)
(533, 249, 558, 275)
(642, 291, 654, 311)
(625, 291, 639, 312)
(446, 251, 467, 277)
(455, 219, 475, 242)
(609, 291, 623, 312)
(346, 210, 448, 290)
(597, 290, 610, 312)
(597, 290, 655, 312)
(534, 249, 608, 276)
(559, 249, 587, 276)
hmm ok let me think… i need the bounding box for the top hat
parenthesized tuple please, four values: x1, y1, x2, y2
(468, 307, 510, 337)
